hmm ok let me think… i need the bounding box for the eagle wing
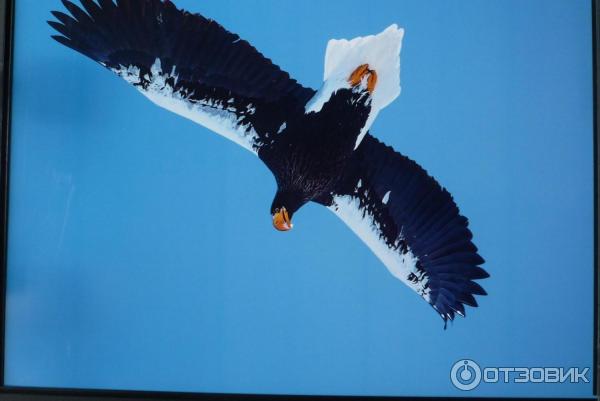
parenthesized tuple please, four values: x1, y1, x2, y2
(48, 0, 315, 153)
(315, 133, 488, 326)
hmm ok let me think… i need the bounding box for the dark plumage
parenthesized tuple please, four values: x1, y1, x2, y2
(49, 0, 489, 327)
(264, 88, 373, 217)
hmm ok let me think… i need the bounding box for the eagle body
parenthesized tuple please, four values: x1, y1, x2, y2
(261, 88, 373, 214)
(49, 0, 489, 327)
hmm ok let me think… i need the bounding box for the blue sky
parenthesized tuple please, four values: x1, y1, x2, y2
(4, 0, 595, 398)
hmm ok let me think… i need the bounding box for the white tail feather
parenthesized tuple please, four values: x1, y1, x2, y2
(305, 24, 404, 148)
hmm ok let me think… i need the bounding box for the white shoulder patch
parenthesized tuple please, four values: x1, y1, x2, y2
(306, 25, 404, 148)
(382, 190, 391, 204)
(113, 59, 260, 154)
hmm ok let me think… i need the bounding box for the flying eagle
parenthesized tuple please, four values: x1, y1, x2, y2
(49, 0, 488, 326)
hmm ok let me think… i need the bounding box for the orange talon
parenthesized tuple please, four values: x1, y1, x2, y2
(366, 70, 377, 93)
(349, 64, 369, 86)
(348, 64, 377, 94)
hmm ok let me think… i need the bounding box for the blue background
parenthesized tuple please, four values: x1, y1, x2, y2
(4, 0, 595, 398)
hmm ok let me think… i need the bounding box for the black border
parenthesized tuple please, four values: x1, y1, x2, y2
(0, 0, 12, 393)
(0, 1, 597, 400)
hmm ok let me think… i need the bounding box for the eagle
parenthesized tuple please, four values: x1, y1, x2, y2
(49, 0, 489, 327)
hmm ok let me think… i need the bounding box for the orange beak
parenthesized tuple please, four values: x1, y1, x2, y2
(272, 207, 293, 231)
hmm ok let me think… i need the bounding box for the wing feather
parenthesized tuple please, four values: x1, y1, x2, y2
(48, 0, 315, 153)
(316, 133, 488, 326)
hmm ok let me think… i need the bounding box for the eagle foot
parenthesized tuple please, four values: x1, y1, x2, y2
(348, 64, 377, 93)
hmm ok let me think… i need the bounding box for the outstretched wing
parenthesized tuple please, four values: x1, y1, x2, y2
(316, 133, 488, 326)
(48, 0, 315, 153)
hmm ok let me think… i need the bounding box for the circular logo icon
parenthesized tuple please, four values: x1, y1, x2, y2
(450, 359, 482, 391)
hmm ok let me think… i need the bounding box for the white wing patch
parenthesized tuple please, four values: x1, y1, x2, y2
(112, 59, 260, 154)
(328, 194, 430, 301)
